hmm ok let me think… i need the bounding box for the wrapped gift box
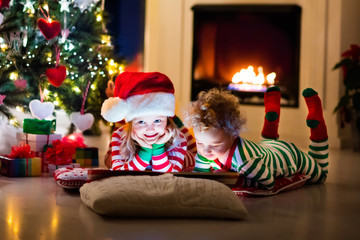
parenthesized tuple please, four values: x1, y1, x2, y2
(48, 163, 81, 175)
(73, 147, 98, 167)
(34, 151, 48, 173)
(17, 132, 62, 152)
(45, 139, 76, 173)
(23, 118, 56, 135)
(0, 156, 41, 177)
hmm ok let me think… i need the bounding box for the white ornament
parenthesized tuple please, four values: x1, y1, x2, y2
(74, 0, 100, 12)
(22, 29, 28, 47)
(59, 0, 71, 13)
(22, 0, 35, 13)
(0, 13, 4, 25)
(70, 112, 94, 131)
(29, 99, 55, 120)
(60, 29, 70, 43)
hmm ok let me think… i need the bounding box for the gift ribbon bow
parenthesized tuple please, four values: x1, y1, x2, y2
(45, 139, 75, 165)
(7, 144, 35, 159)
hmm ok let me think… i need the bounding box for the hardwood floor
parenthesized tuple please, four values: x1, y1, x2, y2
(0, 146, 359, 240)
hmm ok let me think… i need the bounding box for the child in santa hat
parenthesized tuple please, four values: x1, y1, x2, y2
(183, 87, 329, 190)
(101, 71, 195, 172)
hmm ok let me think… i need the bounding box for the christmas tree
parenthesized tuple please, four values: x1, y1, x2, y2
(0, 0, 124, 133)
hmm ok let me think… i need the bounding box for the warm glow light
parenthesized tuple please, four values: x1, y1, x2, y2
(10, 72, 18, 80)
(96, 14, 102, 22)
(230, 65, 276, 92)
(107, 59, 124, 76)
(254, 66, 265, 85)
(266, 72, 276, 85)
(43, 4, 49, 11)
(52, 218, 58, 228)
(73, 86, 81, 93)
(1, 43, 8, 50)
(101, 35, 111, 45)
(15, 106, 24, 112)
(43, 89, 50, 97)
(50, 208, 59, 234)
(68, 134, 76, 140)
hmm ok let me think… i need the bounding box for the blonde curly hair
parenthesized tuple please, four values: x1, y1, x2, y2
(183, 88, 246, 138)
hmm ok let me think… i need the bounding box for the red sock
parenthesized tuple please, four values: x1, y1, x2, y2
(261, 86, 281, 139)
(303, 88, 328, 142)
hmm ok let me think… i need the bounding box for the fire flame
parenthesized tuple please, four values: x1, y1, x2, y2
(232, 66, 276, 85)
(228, 66, 276, 92)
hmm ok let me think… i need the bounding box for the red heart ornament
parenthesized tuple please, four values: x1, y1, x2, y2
(46, 65, 67, 87)
(37, 18, 61, 40)
(0, 0, 11, 9)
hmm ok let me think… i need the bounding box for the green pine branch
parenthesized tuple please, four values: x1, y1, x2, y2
(0, 0, 125, 128)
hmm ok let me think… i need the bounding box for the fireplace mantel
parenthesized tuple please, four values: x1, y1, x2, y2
(144, 0, 360, 149)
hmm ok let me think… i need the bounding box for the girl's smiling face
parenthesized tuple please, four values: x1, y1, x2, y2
(132, 115, 168, 144)
(193, 127, 235, 160)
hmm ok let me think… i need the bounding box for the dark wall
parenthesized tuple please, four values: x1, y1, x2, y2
(105, 0, 145, 70)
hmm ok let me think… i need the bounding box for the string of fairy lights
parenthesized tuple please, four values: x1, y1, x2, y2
(0, 0, 124, 126)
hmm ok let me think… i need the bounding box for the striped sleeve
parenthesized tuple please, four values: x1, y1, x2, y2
(173, 115, 197, 154)
(152, 133, 188, 173)
(193, 154, 222, 172)
(110, 127, 150, 171)
(182, 151, 196, 172)
(194, 154, 212, 172)
(180, 126, 197, 155)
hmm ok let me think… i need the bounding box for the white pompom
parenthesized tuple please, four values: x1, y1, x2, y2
(101, 97, 128, 122)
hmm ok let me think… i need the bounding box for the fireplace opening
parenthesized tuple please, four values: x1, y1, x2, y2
(191, 4, 301, 107)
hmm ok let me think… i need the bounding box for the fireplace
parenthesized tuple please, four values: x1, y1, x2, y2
(191, 4, 301, 107)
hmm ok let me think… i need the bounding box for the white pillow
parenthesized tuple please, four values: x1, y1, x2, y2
(80, 173, 247, 219)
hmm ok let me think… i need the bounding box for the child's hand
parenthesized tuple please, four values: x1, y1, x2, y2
(155, 127, 174, 145)
(131, 131, 152, 149)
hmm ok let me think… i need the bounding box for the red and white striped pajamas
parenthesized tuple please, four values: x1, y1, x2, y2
(111, 126, 189, 172)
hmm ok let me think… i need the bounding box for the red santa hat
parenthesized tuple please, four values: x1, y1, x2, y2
(101, 71, 175, 122)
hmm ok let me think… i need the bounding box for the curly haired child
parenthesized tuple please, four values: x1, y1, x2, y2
(183, 87, 329, 189)
(101, 72, 195, 172)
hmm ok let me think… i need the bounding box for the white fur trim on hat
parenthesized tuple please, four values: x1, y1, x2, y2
(101, 93, 175, 123)
(101, 97, 129, 122)
(125, 92, 175, 122)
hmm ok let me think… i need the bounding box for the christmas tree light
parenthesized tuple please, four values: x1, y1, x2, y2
(0, 0, 124, 134)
